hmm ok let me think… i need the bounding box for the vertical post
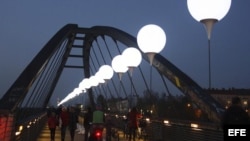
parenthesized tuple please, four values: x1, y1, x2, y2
(208, 39, 211, 89)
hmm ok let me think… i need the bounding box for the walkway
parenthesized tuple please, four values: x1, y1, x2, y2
(36, 123, 85, 141)
(36, 123, 145, 141)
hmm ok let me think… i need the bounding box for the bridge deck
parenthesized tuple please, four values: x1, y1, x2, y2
(36, 123, 142, 141)
(36, 124, 84, 141)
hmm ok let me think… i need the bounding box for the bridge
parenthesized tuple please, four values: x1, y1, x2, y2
(0, 24, 225, 141)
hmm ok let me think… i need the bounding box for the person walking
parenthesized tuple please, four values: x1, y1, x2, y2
(48, 111, 58, 141)
(105, 113, 115, 141)
(222, 96, 249, 126)
(83, 107, 93, 141)
(68, 106, 78, 141)
(59, 106, 70, 141)
(127, 107, 140, 141)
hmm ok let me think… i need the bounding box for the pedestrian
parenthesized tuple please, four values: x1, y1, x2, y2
(83, 107, 92, 141)
(59, 106, 70, 141)
(68, 106, 78, 141)
(92, 104, 105, 125)
(127, 107, 140, 141)
(48, 111, 58, 141)
(105, 113, 114, 141)
(89, 104, 105, 140)
(222, 96, 249, 127)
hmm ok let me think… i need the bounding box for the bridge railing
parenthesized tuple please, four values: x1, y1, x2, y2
(0, 110, 47, 141)
(107, 114, 224, 141)
(14, 112, 47, 141)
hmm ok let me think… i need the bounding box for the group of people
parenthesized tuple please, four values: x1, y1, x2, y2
(47, 96, 249, 141)
(83, 105, 142, 141)
(47, 106, 79, 141)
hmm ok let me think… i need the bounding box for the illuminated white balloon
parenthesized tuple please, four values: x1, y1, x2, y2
(122, 47, 142, 68)
(187, 0, 232, 39)
(187, 0, 231, 22)
(95, 71, 105, 84)
(89, 76, 99, 87)
(122, 47, 142, 76)
(137, 24, 166, 65)
(111, 55, 128, 80)
(79, 78, 90, 91)
(98, 65, 114, 81)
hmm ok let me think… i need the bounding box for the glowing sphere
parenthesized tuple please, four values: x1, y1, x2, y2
(79, 78, 90, 90)
(98, 65, 114, 80)
(111, 55, 128, 73)
(89, 76, 99, 87)
(187, 0, 231, 22)
(122, 47, 142, 68)
(137, 24, 166, 54)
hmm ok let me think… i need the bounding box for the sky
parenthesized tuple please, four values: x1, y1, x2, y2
(1, 1, 250, 105)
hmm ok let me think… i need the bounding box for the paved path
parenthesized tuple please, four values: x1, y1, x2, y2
(36, 124, 147, 141)
(36, 123, 85, 141)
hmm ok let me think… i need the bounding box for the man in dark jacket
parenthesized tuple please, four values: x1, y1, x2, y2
(83, 107, 93, 141)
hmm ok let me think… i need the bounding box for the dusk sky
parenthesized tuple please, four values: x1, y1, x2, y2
(1, 1, 250, 105)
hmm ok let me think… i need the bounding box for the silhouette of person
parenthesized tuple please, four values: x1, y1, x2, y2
(92, 104, 105, 125)
(105, 113, 115, 141)
(128, 107, 140, 141)
(59, 106, 70, 141)
(48, 111, 58, 141)
(89, 104, 105, 140)
(83, 107, 93, 141)
(68, 106, 78, 141)
(222, 96, 249, 127)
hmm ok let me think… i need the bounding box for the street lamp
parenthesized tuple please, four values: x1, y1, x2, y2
(112, 55, 129, 98)
(137, 24, 167, 91)
(122, 47, 142, 99)
(187, 0, 232, 88)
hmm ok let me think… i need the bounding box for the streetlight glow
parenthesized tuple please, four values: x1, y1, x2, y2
(122, 47, 142, 76)
(187, 0, 231, 22)
(98, 65, 114, 81)
(111, 55, 128, 80)
(137, 24, 167, 65)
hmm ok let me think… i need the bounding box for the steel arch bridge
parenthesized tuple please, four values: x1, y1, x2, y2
(0, 24, 225, 140)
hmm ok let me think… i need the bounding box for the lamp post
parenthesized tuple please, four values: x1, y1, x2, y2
(137, 24, 167, 90)
(187, 0, 231, 89)
(111, 55, 128, 98)
(98, 65, 114, 98)
(122, 47, 142, 100)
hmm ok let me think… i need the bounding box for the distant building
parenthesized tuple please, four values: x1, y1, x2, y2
(208, 88, 250, 115)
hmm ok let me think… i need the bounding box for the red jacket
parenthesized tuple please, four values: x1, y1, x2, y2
(60, 110, 70, 126)
(128, 110, 139, 128)
(48, 116, 58, 129)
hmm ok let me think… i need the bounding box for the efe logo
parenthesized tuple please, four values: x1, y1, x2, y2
(228, 129, 246, 136)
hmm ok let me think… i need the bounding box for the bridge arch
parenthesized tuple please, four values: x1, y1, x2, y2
(0, 24, 224, 123)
